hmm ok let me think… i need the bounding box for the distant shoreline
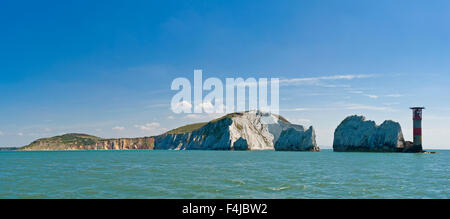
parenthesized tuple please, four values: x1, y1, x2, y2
(0, 147, 19, 151)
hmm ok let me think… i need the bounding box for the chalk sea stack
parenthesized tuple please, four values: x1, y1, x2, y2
(20, 111, 319, 151)
(333, 115, 420, 152)
(275, 126, 317, 151)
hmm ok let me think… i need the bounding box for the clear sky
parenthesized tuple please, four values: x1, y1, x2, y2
(1, 0, 449, 149)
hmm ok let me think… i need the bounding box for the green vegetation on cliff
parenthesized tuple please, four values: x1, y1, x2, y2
(166, 113, 249, 135)
(165, 112, 291, 135)
(21, 133, 103, 150)
(166, 122, 208, 134)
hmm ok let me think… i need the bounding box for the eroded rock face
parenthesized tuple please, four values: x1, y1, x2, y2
(275, 126, 319, 151)
(333, 115, 405, 152)
(233, 138, 248, 151)
(95, 137, 155, 150)
(154, 117, 233, 150)
(154, 111, 319, 151)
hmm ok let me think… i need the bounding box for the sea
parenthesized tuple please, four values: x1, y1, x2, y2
(0, 150, 448, 199)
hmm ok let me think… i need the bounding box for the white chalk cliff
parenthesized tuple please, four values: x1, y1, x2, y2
(275, 126, 317, 151)
(333, 115, 406, 152)
(154, 111, 319, 151)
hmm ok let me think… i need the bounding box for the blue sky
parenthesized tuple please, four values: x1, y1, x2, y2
(1, 0, 450, 148)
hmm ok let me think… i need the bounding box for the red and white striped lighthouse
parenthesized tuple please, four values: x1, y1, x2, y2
(410, 107, 425, 151)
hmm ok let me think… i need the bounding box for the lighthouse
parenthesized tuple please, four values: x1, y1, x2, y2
(409, 107, 425, 152)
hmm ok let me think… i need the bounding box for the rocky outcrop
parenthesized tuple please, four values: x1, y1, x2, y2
(402, 141, 424, 153)
(154, 111, 319, 151)
(154, 116, 234, 150)
(333, 115, 406, 152)
(20, 111, 319, 151)
(275, 126, 319, 151)
(95, 137, 155, 150)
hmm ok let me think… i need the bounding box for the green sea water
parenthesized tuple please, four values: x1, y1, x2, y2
(0, 150, 448, 199)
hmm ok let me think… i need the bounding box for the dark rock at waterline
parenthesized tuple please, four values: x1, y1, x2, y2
(402, 141, 424, 153)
